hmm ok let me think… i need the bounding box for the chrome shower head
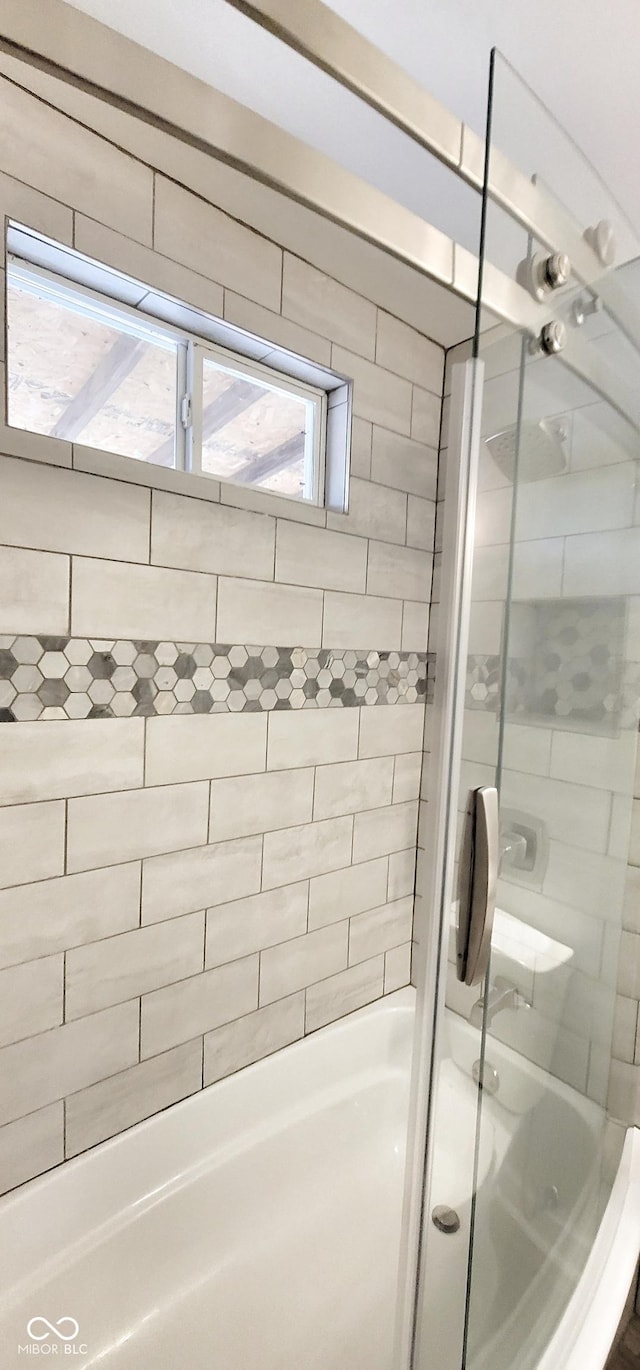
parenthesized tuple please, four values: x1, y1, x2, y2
(485, 416, 569, 483)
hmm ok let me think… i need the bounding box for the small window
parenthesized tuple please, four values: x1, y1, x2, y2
(5, 248, 333, 507)
(7, 264, 181, 465)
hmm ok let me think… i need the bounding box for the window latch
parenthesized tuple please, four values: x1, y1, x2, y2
(181, 393, 193, 430)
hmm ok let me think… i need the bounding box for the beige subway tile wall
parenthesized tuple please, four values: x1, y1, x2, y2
(0, 75, 441, 1193)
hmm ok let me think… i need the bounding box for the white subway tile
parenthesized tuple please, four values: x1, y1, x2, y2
(74, 216, 225, 318)
(204, 993, 305, 1084)
(501, 722, 552, 777)
(282, 255, 376, 359)
(406, 495, 436, 552)
(359, 702, 425, 758)
(327, 476, 407, 545)
(155, 177, 281, 310)
(260, 923, 348, 1005)
(567, 531, 640, 597)
(67, 782, 209, 873)
(0, 1001, 139, 1127)
(376, 313, 443, 390)
(352, 800, 418, 863)
(371, 428, 438, 501)
(224, 291, 331, 366)
(0, 457, 150, 562)
(618, 932, 640, 1001)
(384, 942, 412, 992)
(219, 481, 325, 527)
(323, 591, 403, 649)
(66, 1039, 203, 1157)
(262, 816, 353, 889)
(0, 719, 143, 804)
(151, 489, 275, 580)
(308, 856, 388, 931)
(607, 1059, 640, 1124)
(146, 713, 267, 787)
(332, 347, 412, 435)
(550, 731, 636, 793)
(0, 81, 153, 242)
(0, 801, 65, 889)
(512, 538, 565, 599)
(612, 995, 638, 1064)
(388, 848, 416, 901)
(305, 955, 384, 1031)
(349, 419, 372, 481)
(470, 544, 509, 601)
(313, 757, 394, 820)
(474, 486, 513, 547)
(206, 883, 308, 967)
(0, 863, 140, 971)
(0, 546, 68, 635)
(543, 842, 626, 922)
(217, 576, 322, 647)
(349, 896, 413, 964)
(0, 170, 73, 244)
(501, 882, 603, 978)
(501, 770, 611, 852)
(624, 867, 640, 933)
(66, 912, 204, 1020)
(275, 521, 366, 594)
(367, 541, 432, 602)
(142, 835, 263, 924)
(515, 463, 635, 543)
(467, 600, 503, 656)
(209, 768, 313, 842)
(0, 957, 63, 1048)
(411, 386, 441, 446)
(0, 1103, 64, 1196)
(141, 955, 258, 1058)
(71, 558, 216, 640)
(393, 753, 422, 803)
(268, 707, 359, 770)
(630, 800, 640, 867)
(402, 601, 430, 652)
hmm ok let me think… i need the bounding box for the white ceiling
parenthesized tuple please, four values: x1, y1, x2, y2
(63, 0, 640, 255)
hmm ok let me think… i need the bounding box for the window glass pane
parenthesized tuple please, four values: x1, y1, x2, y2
(7, 275, 178, 466)
(201, 356, 314, 501)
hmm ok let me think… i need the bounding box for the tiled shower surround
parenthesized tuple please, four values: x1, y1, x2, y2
(0, 637, 428, 721)
(0, 66, 442, 1191)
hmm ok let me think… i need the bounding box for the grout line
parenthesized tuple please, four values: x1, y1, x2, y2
(137, 860, 143, 929)
(63, 798, 69, 876)
(147, 488, 153, 565)
(151, 172, 156, 251)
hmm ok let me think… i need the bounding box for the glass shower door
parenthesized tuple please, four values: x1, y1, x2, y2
(410, 49, 640, 1370)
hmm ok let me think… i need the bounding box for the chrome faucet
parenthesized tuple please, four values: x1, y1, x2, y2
(470, 975, 531, 1029)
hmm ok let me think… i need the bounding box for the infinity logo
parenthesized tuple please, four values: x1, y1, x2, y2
(27, 1318, 80, 1342)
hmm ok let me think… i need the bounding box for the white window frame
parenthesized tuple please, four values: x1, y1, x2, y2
(6, 254, 329, 507)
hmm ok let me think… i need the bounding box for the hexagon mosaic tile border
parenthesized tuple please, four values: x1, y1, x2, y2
(0, 637, 429, 721)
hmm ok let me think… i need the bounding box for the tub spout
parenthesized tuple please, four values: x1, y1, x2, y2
(470, 975, 531, 1029)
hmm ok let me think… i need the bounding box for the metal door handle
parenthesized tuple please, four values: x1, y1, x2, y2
(456, 786, 499, 986)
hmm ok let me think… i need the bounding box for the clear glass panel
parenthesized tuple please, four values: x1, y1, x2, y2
(201, 354, 316, 501)
(461, 52, 640, 1370)
(6, 266, 179, 466)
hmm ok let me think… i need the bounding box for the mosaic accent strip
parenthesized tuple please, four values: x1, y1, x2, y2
(0, 637, 428, 721)
(464, 598, 639, 736)
(466, 654, 640, 734)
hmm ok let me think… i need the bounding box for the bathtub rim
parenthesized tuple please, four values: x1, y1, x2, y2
(535, 1122, 640, 1370)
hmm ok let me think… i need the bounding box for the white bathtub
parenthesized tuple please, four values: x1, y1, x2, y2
(0, 989, 638, 1370)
